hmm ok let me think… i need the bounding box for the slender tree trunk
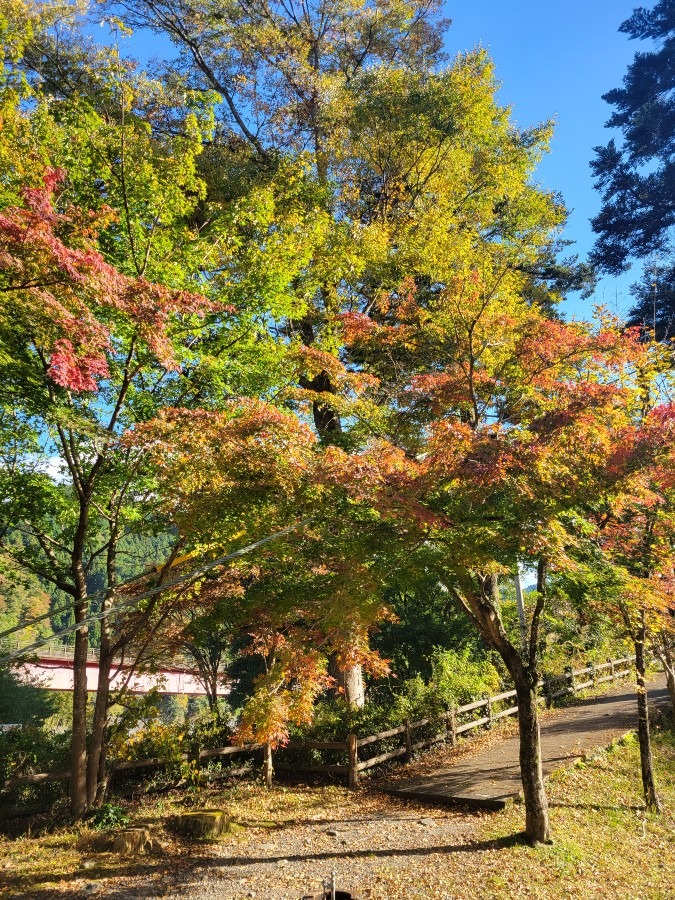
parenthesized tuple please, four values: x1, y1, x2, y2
(96, 729, 109, 804)
(263, 742, 273, 789)
(69, 483, 95, 817)
(87, 649, 112, 807)
(635, 616, 660, 811)
(205, 668, 222, 721)
(454, 570, 551, 844)
(70, 595, 89, 817)
(87, 524, 121, 807)
(514, 672, 551, 844)
(657, 633, 675, 711)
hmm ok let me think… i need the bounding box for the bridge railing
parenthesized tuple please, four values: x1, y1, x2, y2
(0, 638, 195, 671)
(0, 639, 101, 662)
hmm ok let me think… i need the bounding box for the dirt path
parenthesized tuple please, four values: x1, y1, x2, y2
(385, 677, 669, 809)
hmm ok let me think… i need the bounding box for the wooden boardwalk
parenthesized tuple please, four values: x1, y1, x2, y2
(385, 676, 669, 810)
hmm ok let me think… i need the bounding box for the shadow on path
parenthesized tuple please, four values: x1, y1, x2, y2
(6, 833, 532, 899)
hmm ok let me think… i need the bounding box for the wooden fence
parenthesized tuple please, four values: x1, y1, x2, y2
(1, 655, 635, 795)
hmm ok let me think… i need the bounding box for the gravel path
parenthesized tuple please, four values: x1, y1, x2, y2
(54, 794, 488, 900)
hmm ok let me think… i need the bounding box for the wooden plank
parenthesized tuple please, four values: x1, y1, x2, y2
(575, 679, 593, 690)
(595, 662, 612, 671)
(456, 715, 490, 735)
(199, 744, 260, 759)
(283, 740, 347, 751)
(348, 733, 359, 790)
(357, 746, 407, 771)
(491, 690, 517, 703)
(596, 675, 614, 684)
(409, 716, 433, 730)
(114, 754, 188, 772)
(274, 764, 348, 775)
(358, 725, 407, 747)
(2, 769, 69, 790)
(411, 732, 446, 753)
(494, 705, 518, 720)
(457, 698, 489, 714)
(575, 666, 593, 676)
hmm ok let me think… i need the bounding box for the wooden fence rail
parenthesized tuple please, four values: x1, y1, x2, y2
(1, 655, 635, 795)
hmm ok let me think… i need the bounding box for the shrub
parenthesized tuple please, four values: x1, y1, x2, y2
(90, 802, 130, 830)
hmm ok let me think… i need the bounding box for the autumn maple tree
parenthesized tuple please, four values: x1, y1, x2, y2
(313, 268, 658, 843)
(0, 159, 224, 812)
(0, 0, 327, 814)
(556, 339, 675, 810)
(129, 398, 402, 777)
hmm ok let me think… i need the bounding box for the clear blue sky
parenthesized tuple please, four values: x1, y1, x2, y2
(445, 1, 643, 318)
(116, 0, 645, 319)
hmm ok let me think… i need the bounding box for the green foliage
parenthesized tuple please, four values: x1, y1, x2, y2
(591, 1, 675, 276)
(372, 582, 481, 681)
(0, 555, 53, 643)
(294, 647, 501, 743)
(0, 722, 69, 796)
(90, 802, 130, 830)
(0, 668, 57, 725)
(391, 648, 501, 721)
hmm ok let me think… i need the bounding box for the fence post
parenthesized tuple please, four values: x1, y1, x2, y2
(566, 665, 576, 696)
(347, 734, 359, 790)
(590, 662, 597, 688)
(609, 658, 615, 681)
(486, 694, 493, 728)
(448, 706, 457, 748)
(404, 718, 413, 762)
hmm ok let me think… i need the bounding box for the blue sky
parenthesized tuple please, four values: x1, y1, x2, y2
(117, 0, 645, 319)
(444, 1, 643, 318)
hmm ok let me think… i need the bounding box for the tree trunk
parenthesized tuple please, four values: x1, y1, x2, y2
(341, 663, 365, 708)
(70, 598, 89, 817)
(656, 633, 675, 711)
(263, 742, 273, 789)
(87, 649, 112, 807)
(635, 618, 661, 811)
(87, 526, 121, 808)
(96, 728, 110, 805)
(514, 674, 551, 844)
(453, 570, 551, 843)
(331, 661, 365, 708)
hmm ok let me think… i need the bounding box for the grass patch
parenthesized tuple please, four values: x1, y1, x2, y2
(472, 719, 675, 899)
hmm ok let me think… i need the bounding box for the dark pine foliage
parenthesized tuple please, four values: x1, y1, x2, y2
(591, 1, 675, 294)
